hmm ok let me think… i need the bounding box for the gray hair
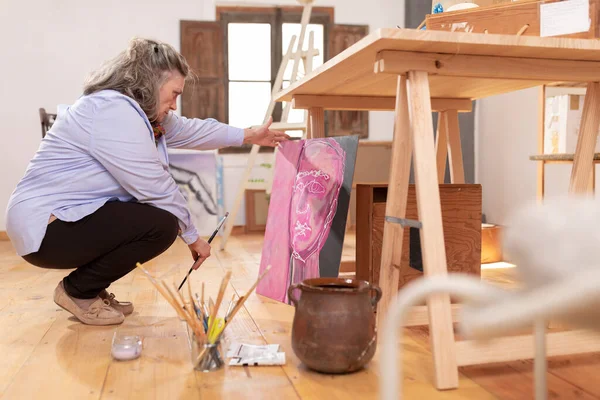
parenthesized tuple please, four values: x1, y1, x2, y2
(83, 37, 191, 123)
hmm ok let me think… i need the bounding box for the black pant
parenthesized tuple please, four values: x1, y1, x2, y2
(23, 201, 179, 299)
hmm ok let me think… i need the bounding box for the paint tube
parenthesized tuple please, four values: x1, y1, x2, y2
(226, 343, 286, 366)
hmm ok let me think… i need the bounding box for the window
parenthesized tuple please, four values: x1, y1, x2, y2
(180, 9, 368, 154)
(227, 22, 273, 130)
(218, 7, 331, 144)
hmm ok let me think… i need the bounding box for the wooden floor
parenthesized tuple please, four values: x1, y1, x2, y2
(1, 233, 600, 399)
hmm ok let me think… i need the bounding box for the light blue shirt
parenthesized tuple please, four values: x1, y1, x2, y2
(5, 90, 244, 256)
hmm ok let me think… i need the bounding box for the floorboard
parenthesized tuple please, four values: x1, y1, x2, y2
(0, 234, 598, 399)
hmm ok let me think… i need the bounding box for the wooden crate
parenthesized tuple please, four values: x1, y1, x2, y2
(426, 0, 599, 38)
(244, 189, 268, 233)
(356, 184, 482, 296)
(432, 0, 515, 12)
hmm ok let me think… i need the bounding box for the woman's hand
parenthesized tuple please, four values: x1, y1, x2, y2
(188, 237, 211, 270)
(243, 117, 291, 147)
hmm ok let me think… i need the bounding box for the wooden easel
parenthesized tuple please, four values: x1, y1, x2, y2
(220, 0, 319, 250)
(376, 39, 600, 394)
(374, 13, 600, 390)
(377, 75, 600, 394)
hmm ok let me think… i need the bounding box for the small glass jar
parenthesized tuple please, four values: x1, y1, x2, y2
(190, 334, 224, 372)
(111, 332, 143, 361)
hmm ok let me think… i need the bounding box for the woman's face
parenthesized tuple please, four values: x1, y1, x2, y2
(157, 71, 185, 123)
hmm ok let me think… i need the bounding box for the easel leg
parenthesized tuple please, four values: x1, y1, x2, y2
(309, 107, 325, 139)
(537, 86, 546, 203)
(569, 82, 600, 194)
(435, 112, 448, 184)
(377, 75, 412, 324)
(407, 70, 458, 390)
(220, 144, 260, 250)
(445, 109, 465, 184)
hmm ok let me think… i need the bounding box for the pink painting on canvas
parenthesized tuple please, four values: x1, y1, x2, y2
(257, 138, 347, 303)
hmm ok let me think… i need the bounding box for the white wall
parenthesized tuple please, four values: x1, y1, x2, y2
(0, 0, 403, 231)
(476, 88, 539, 225)
(476, 88, 598, 229)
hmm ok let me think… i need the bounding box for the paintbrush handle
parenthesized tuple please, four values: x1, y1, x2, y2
(177, 239, 213, 291)
(178, 214, 229, 291)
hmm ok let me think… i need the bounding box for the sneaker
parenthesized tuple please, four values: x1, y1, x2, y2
(99, 290, 134, 316)
(54, 282, 124, 326)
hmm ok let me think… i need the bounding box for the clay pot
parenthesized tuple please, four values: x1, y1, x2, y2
(287, 277, 382, 374)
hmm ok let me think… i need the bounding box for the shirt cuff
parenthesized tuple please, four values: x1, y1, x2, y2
(228, 126, 245, 147)
(180, 226, 199, 245)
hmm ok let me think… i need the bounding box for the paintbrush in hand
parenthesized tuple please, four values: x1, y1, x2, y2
(178, 212, 228, 291)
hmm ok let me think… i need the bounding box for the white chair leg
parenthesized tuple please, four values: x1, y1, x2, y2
(534, 320, 548, 400)
(379, 275, 507, 400)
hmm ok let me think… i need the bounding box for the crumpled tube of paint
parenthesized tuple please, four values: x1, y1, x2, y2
(226, 343, 286, 366)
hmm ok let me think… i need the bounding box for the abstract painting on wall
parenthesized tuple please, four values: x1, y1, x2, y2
(256, 135, 359, 304)
(168, 150, 223, 237)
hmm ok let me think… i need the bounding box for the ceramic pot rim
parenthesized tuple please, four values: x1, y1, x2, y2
(297, 277, 373, 294)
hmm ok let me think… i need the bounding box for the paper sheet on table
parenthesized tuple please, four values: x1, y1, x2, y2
(540, 0, 590, 37)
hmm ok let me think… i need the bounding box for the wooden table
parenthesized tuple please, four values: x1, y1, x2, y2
(276, 27, 600, 391)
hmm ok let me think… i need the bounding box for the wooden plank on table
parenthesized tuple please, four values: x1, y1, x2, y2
(407, 70, 457, 390)
(405, 304, 462, 327)
(275, 28, 600, 103)
(375, 50, 600, 82)
(456, 329, 600, 367)
(292, 95, 473, 112)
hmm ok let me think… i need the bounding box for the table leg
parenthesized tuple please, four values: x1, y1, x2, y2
(377, 75, 412, 324)
(308, 107, 325, 139)
(435, 111, 448, 184)
(445, 109, 465, 184)
(407, 70, 458, 390)
(537, 86, 546, 203)
(569, 82, 600, 194)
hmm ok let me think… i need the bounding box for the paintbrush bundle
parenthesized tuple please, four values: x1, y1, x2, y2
(135, 262, 272, 370)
